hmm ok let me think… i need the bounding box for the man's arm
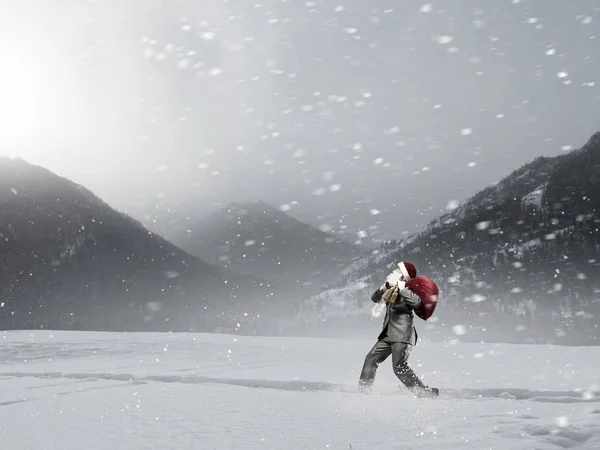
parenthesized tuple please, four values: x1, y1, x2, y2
(391, 287, 422, 310)
(371, 285, 386, 303)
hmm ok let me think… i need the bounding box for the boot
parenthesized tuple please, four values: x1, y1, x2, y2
(358, 381, 372, 394)
(411, 386, 439, 398)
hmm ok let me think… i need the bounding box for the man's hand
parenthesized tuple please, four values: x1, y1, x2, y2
(385, 280, 406, 290)
(382, 284, 399, 304)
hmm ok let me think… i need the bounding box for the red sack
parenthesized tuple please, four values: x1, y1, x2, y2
(405, 276, 439, 321)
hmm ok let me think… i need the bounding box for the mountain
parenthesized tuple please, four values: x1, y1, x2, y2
(168, 200, 364, 292)
(297, 132, 600, 345)
(0, 158, 278, 334)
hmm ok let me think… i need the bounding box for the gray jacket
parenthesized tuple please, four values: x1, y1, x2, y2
(371, 286, 422, 344)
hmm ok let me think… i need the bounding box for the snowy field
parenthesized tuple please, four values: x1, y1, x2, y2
(1, 331, 599, 450)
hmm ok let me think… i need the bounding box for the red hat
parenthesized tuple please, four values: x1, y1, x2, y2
(398, 262, 417, 279)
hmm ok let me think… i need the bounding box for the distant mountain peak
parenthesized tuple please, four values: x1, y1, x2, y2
(223, 200, 293, 217)
(578, 131, 600, 154)
(170, 199, 364, 289)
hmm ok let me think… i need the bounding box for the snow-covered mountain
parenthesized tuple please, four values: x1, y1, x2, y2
(299, 132, 600, 345)
(169, 200, 364, 292)
(0, 158, 277, 333)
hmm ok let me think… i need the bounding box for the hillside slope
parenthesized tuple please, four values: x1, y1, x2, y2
(170, 200, 364, 292)
(0, 158, 275, 333)
(299, 132, 600, 345)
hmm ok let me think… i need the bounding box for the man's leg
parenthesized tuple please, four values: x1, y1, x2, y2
(358, 340, 392, 393)
(391, 342, 438, 397)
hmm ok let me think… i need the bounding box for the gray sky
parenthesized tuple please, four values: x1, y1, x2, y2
(1, 0, 599, 245)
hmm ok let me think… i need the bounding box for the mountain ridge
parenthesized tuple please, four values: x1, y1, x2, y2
(169, 198, 365, 292)
(0, 157, 278, 334)
(297, 131, 600, 345)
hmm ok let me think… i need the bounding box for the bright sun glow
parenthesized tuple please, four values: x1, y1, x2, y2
(0, 43, 45, 145)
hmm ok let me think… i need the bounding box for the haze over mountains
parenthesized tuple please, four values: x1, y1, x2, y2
(5, 1, 598, 249)
(1, 130, 599, 345)
(167, 200, 364, 292)
(0, 158, 278, 334)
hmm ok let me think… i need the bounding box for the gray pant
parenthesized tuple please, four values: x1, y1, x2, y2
(358, 338, 426, 390)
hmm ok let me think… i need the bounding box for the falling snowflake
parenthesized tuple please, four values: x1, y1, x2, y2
(147, 301, 162, 312)
(452, 325, 467, 335)
(420, 4, 433, 13)
(470, 294, 487, 303)
(293, 149, 306, 158)
(177, 59, 191, 69)
(460, 128, 473, 136)
(165, 270, 179, 279)
(446, 200, 459, 210)
(434, 35, 454, 44)
(556, 416, 569, 427)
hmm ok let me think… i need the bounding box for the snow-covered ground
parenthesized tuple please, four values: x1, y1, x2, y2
(1, 331, 599, 450)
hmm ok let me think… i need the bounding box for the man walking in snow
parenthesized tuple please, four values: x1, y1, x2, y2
(358, 261, 439, 397)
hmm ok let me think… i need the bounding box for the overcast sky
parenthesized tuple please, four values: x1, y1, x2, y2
(1, 0, 599, 245)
